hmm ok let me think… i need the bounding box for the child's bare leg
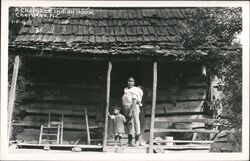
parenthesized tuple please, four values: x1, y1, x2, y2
(114, 135, 118, 146)
(119, 136, 122, 146)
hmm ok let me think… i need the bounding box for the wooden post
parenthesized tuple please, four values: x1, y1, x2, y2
(85, 108, 91, 145)
(149, 61, 157, 153)
(8, 55, 20, 142)
(102, 61, 112, 152)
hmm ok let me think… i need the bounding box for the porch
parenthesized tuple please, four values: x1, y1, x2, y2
(8, 53, 218, 153)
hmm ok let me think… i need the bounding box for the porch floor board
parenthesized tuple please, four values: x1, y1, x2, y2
(106, 145, 149, 153)
(13, 143, 211, 153)
(16, 143, 103, 151)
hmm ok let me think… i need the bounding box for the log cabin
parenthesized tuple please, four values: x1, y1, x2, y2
(8, 7, 223, 153)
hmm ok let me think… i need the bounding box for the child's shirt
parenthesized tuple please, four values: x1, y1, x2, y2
(110, 114, 126, 135)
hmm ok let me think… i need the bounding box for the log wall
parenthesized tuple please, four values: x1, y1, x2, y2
(108, 62, 209, 142)
(144, 63, 208, 142)
(13, 56, 106, 145)
(12, 57, 209, 145)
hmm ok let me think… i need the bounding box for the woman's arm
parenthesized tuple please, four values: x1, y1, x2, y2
(122, 115, 126, 123)
(129, 98, 137, 117)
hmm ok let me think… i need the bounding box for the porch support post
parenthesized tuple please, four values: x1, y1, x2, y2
(149, 61, 157, 153)
(8, 55, 20, 142)
(102, 61, 112, 152)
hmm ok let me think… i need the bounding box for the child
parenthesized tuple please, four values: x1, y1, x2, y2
(108, 107, 126, 146)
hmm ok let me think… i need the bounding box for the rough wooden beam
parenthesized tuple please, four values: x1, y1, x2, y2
(154, 145, 210, 150)
(24, 108, 97, 117)
(145, 99, 206, 104)
(16, 143, 102, 149)
(154, 118, 219, 123)
(102, 61, 112, 152)
(154, 128, 219, 133)
(144, 100, 205, 115)
(12, 122, 101, 130)
(149, 61, 157, 153)
(153, 140, 213, 144)
(21, 98, 102, 105)
(25, 83, 101, 90)
(13, 50, 156, 63)
(8, 55, 20, 142)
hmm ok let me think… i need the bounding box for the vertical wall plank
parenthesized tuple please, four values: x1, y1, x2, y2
(149, 61, 157, 153)
(102, 61, 112, 152)
(8, 55, 20, 142)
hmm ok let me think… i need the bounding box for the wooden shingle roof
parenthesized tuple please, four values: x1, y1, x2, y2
(11, 8, 195, 56)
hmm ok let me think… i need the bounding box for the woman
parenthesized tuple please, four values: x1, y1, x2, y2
(121, 77, 143, 146)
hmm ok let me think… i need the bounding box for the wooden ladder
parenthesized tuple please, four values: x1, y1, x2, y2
(72, 108, 94, 145)
(85, 108, 91, 145)
(150, 117, 220, 153)
(39, 111, 64, 145)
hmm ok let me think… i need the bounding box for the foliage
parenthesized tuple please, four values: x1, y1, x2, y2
(179, 7, 242, 49)
(178, 7, 242, 152)
(208, 49, 242, 152)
